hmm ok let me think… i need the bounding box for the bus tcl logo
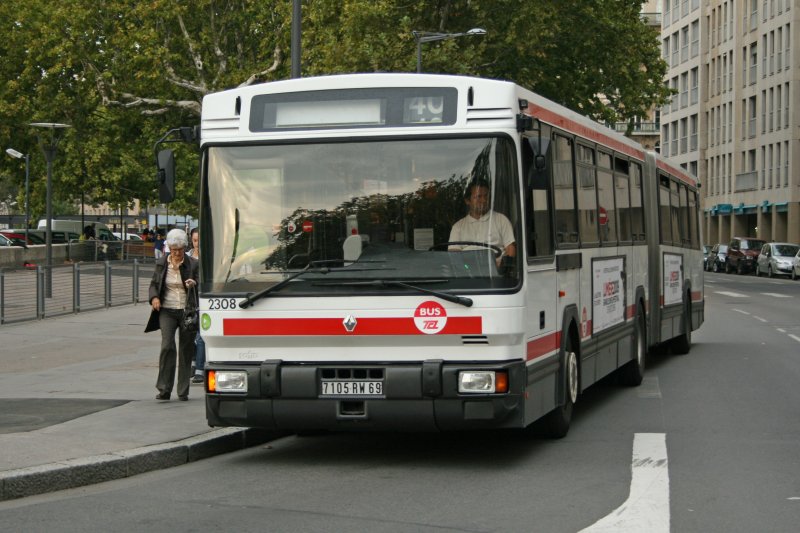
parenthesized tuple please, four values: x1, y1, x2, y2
(414, 301, 447, 334)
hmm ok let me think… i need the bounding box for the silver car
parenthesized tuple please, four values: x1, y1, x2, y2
(793, 249, 800, 281)
(755, 242, 800, 278)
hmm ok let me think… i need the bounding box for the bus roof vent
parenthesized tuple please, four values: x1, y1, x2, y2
(461, 335, 489, 345)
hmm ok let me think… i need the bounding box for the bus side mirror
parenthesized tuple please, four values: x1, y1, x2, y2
(157, 149, 176, 203)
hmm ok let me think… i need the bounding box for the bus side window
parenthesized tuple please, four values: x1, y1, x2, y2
(597, 151, 617, 246)
(659, 173, 672, 245)
(688, 189, 698, 248)
(630, 162, 645, 241)
(552, 134, 578, 246)
(576, 144, 599, 246)
(614, 157, 632, 243)
(523, 135, 553, 257)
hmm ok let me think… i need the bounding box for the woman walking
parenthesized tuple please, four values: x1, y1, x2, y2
(146, 228, 199, 401)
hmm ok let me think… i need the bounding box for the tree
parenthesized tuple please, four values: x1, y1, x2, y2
(0, 0, 670, 218)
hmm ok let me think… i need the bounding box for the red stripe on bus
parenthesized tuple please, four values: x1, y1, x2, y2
(223, 316, 483, 336)
(526, 331, 561, 361)
(527, 104, 646, 161)
(655, 159, 697, 187)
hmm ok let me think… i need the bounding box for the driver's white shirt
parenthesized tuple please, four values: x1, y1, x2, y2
(448, 210, 515, 252)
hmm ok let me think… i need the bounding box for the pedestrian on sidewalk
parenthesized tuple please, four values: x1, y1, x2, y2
(186, 227, 205, 384)
(153, 230, 165, 259)
(145, 228, 199, 401)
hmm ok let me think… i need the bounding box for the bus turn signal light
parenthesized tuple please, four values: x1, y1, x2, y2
(495, 371, 509, 393)
(208, 371, 217, 392)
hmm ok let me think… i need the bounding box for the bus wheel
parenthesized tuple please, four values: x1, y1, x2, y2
(542, 340, 578, 439)
(620, 308, 646, 386)
(671, 300, 692, 355)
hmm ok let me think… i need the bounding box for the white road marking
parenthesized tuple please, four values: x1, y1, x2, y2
(789, 335, 800, 344)
(580, 433, 669, 533)
(761, 292, 791, 298)
(777, 328, 787, 333)
(637, 377, 662, 399)
(753, 316, 768, 323)
(733, 309, 750, 315)
(715, 291, 748, 298)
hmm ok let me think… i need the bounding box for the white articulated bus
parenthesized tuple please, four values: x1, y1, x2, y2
(194, 74, 703, 437)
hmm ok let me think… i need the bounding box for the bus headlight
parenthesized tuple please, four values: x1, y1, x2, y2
(458, 371, 508, 394)
(208, 371, 248, 393)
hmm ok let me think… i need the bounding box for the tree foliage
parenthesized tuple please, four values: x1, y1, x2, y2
(0, 0, 669, 222)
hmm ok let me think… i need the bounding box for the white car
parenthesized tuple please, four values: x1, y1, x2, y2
(113, 232, 143, 241)
(755, 242, 799, 278)
(793, 249, 800, 281)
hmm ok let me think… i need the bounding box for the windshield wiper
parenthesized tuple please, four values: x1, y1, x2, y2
(238, 261, 394, 308)
(313, 279, 473, 307)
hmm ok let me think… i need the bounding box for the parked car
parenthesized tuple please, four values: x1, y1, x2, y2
(793, 250, 800, 280)
(113, 232, 143, 241)
(756, 242, 800, 277)
(0, 231, 30, 247)
(0, 233, 24, 247)
(0, 229, 44, 245)
(708, 243, 728, 272)
(726, 237, 766, 274)
(703, 244, 711, 269)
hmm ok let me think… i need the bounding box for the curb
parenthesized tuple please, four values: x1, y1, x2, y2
(0, 427, 279, 502)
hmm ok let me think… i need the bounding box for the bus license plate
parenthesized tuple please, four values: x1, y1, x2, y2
(320, 380, 383, 397)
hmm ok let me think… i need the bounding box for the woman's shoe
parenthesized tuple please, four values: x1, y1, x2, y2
(156, 393, 170, 400)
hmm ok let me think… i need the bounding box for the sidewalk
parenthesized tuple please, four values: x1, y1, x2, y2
(0, 304, 277, 502)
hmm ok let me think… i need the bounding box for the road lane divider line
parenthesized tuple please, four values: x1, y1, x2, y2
(753, 316, 767, 323)
(788, 334, 800, 344)
(733, 309, 750, 315)
(776, 328, 786, 333)
(579, 433, 669, 533)
(760, 292, 791, 298)
(715, 291, 748, 298)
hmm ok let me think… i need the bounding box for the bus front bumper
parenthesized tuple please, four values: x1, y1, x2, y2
(204, 360, 526, 432)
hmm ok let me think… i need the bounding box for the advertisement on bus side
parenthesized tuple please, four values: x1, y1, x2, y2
(663, 253, 683, 306)
(592, 257, 626, 333)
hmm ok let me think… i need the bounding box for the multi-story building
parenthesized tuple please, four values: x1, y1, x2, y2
(662, 0, 799, 244)
(610, 0, 664, 150)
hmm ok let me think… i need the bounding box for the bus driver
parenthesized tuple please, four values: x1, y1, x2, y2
(448, 180, 516, 266)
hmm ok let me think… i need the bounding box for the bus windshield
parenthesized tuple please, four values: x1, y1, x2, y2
(204, 136, 520, 294)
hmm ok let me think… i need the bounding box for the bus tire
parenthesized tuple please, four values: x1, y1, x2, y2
(542, 335, 578, 439)
(620, 307, 646, 386)
(671, 299, 692, 355)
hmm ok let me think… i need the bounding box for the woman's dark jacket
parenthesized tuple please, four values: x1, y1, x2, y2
(144, 255, 199, 332)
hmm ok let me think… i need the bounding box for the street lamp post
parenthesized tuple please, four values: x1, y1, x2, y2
(412, 28, 486, 73)
(30, 122, 71, 298)
(5, 148, 30, 243)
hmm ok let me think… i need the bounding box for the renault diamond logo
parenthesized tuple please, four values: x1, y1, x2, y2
(343, 315, 357, 332)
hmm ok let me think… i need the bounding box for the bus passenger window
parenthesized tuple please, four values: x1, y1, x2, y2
(576, 144, 598, 246)
(552, 135, 578, 246)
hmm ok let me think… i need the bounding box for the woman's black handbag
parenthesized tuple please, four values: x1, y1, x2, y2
(182, 285, 199, 332)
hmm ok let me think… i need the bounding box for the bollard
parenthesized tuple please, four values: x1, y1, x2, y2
(0, 270, 4, 324)
(36, 265, 45, 319)
(105, 261, 112, 308)
(132, 259, 138, 303)
(74, 262, 81, 312)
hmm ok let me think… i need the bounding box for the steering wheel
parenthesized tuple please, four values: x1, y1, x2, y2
(429, 241, 503, 258)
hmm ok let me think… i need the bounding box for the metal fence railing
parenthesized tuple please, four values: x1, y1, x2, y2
(0, 259, 155, 325)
